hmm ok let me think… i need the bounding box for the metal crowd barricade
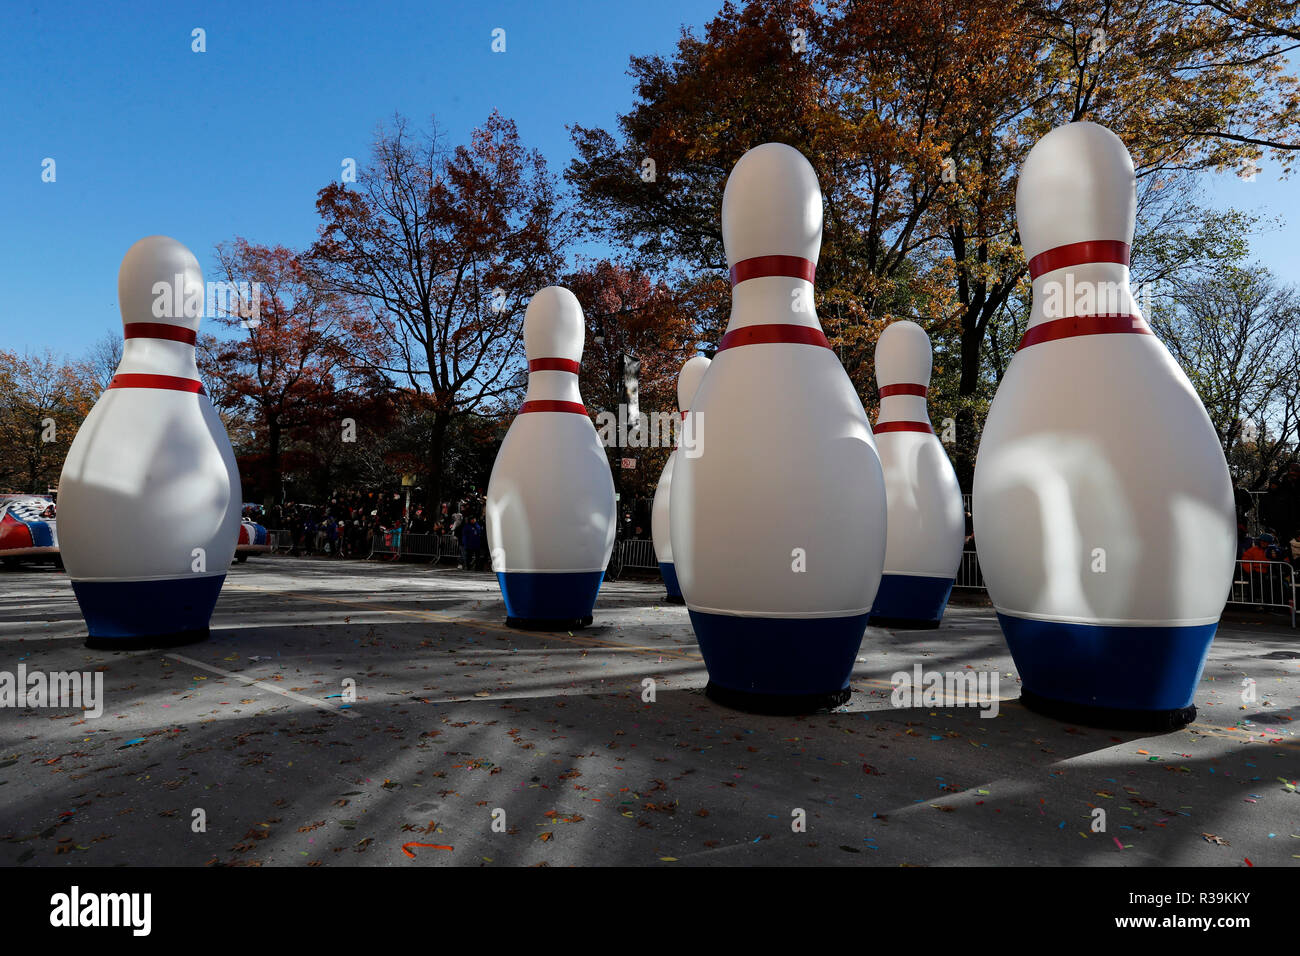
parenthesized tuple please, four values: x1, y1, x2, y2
(396, 534, 439, 558)
(1226, 558, 1296, 627)
(267, 529, 293, 553)
(618, 539, 659, 569)
(952, 551, 1294, 628)
(365, 531, 469, 563)
(369, 531, 400, 559)
(954, 550, 985, 589)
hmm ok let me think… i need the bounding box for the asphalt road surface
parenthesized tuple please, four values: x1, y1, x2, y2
(1, 557, 1295, 867)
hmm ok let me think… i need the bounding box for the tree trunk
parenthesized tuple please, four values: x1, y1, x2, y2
(266, 414, 283, 507)
(428, 410, 449, 512)
(954, 316, 984, 491)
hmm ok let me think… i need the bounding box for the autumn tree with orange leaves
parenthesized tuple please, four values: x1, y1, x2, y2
(310, 112, 567, 509)
(0, 349, 96, 495)
(563, 260, 694, 508)
(200, 239, 386, 504)
(567, 0, 1300, 485)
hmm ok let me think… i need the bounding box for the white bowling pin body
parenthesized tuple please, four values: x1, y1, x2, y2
(972, 121, 1235, 723)
(58, 236, 242, 646)
(869, 321, 964, 627)
(651, 355, 711, 603)
(486, 287, 616, 626)
(670, 142, 888, 710)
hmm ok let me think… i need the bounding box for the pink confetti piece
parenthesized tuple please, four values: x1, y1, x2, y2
(1113, 837, 1124, 851)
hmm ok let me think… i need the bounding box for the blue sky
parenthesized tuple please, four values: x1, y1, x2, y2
(2, 0, 1296, 358)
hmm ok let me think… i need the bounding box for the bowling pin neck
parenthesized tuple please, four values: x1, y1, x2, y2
(877, 385, 931, 428)
(115, 333, 201, 381)
(725, 278, 822, 335)
(523, 359, 582, 405)
(1028, 251, 1141, 331)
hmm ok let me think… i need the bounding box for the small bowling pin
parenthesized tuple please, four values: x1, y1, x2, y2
(486, 287, 616, 628)
(972, 122, 1236, 728)
(869, 321, 964, 628)
(670, 142, 888, 713)
(651, 355, 711, 603)
(58, 236, 242, 647)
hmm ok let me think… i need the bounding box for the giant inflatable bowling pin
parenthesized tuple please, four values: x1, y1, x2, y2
(58, 236, 242, 648)
(972, 122, 1236, 728)
(869, 321, 964, 628)
(651, 355, 711, 603)
(486, 287, 616, 629)
(670, 143, 888, 713)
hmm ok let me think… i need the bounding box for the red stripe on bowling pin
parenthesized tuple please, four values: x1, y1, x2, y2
(1027, 240, 1130, 279)
(528, 358, 581, 374)
(519, 400, 587, 415)
(108, 373, 206, 394)
(728, 255, 816, 287)
(717, 324, 830, 352)
(875, 421, 934, 434)
(879, 384, 928, 398)
(1018, 313, 1150, 351)
(122, 322, 199, 345)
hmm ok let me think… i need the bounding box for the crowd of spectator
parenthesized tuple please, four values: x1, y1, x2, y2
(1235, 464, 1300, 565)
(241, 488, 496, 568)
(236, 488, 663, 572)
(237, 470, 1300, 615)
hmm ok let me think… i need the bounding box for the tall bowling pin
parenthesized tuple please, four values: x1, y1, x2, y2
(486, 287, 616, 628)
(670, 142, 888, 713)
(58, 236, 242, 648)
(651, 355, 711, 603)
(869, 321, 964, 628)
(972, 122, 1235, 728)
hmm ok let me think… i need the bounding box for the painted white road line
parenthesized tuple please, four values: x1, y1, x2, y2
(166, 653, 358, 719)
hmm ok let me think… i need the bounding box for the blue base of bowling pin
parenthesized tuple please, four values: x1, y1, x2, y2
(868, 573, 955, 629)
(998, 612, 1216, 729)
(688, 609, 868, 713)
(72, 574, 226, 648)
(658, 562, 684, 604)
(497, 571, 604, 629)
